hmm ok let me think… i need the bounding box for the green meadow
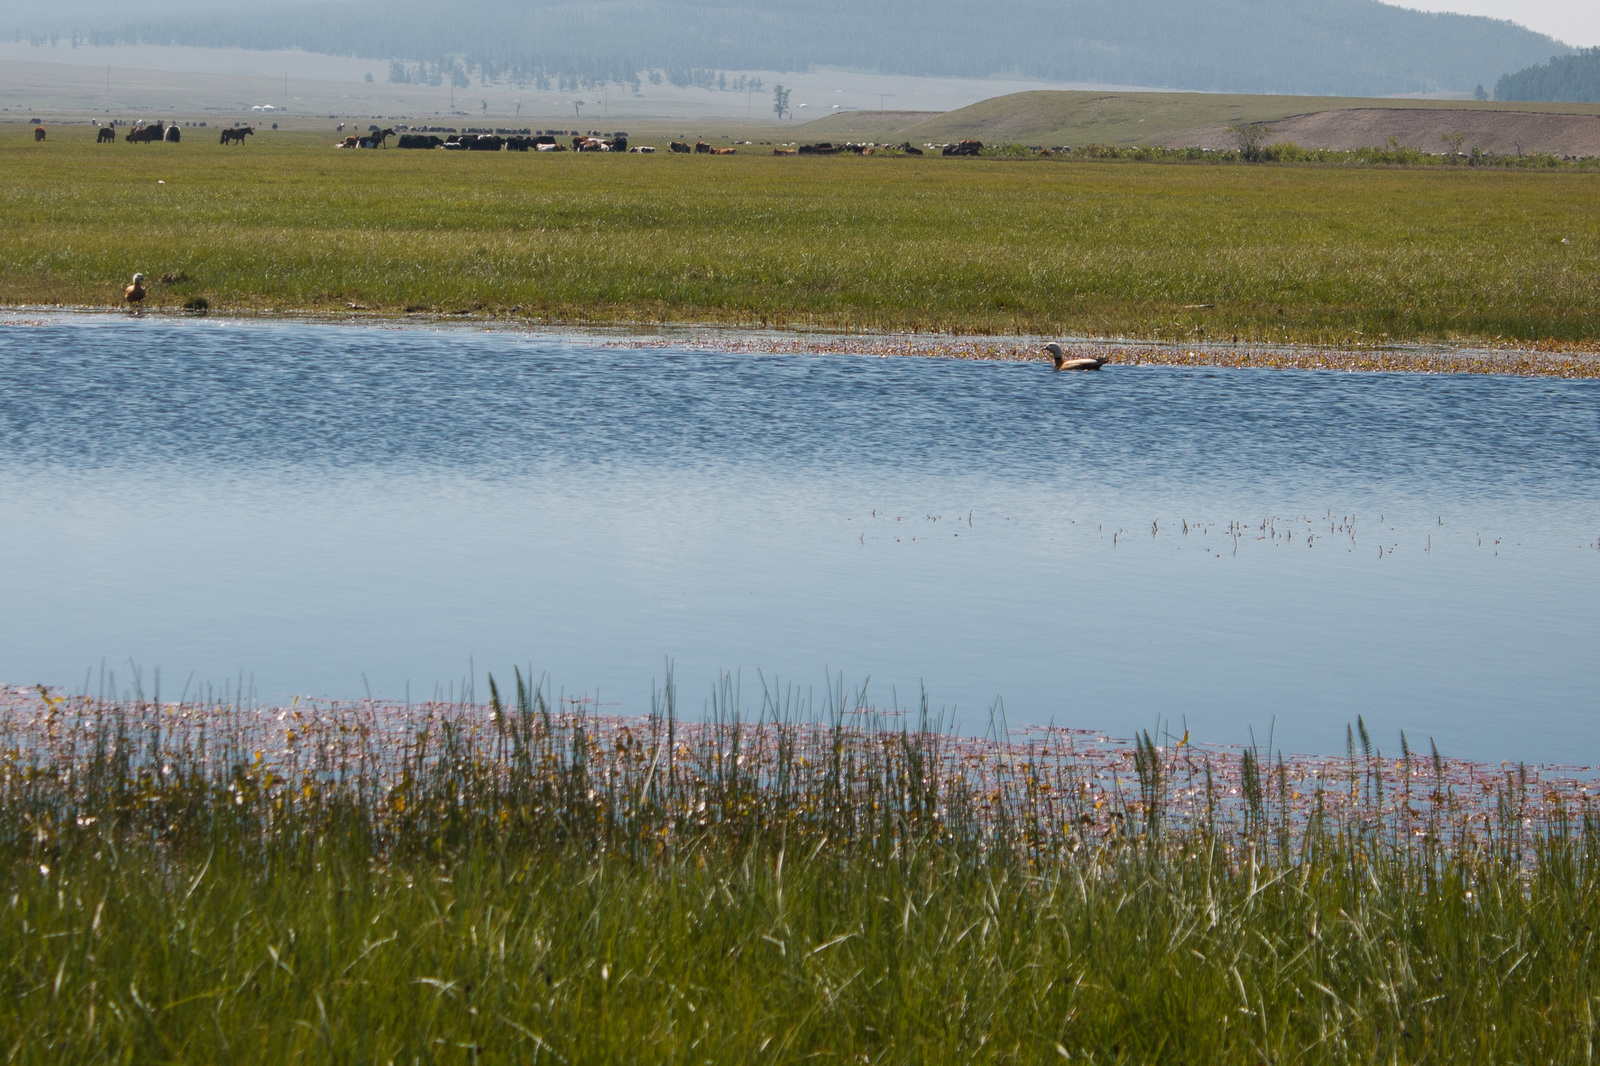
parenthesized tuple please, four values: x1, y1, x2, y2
(2, 126, 1599, 343)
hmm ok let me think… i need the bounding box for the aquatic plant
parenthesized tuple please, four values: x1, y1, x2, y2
(2, 675, 1597, 1061)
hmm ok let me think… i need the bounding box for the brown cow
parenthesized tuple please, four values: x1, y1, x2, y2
(34, 126, 46, 142)
(711, 147, 737, 155)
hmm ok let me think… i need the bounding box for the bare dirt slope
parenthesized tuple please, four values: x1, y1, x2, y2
(1172, 108, 1600, 157)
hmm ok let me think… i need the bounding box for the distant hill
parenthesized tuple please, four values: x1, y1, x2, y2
(803, 91, 1600, 153)
(1497, 49, 1600, 102)
(15, 0, 1571, 99)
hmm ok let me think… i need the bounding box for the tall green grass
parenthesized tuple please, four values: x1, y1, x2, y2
(2, 127, 1598, 343)
(2, 675, 1596, 1062)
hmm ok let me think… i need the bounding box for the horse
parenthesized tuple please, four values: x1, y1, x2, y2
(220, 127, 254, 146)
(97, 126, 116, 143)
(369, 128, 394, 147)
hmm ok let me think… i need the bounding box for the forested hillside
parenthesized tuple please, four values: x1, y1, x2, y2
(1497, 48, 1600, 102)
(12, 0, 1570, 98)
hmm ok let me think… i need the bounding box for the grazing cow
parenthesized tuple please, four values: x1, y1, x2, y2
(34, 126, 45, 142)
(126, 122, 165, 143)
(97, 126, 116, 143)
(467, 134, 504, 150)
(220, 126, 254, 145)
(669, 141, 691, 154)
(164, 124, 181, 143)
(399, 133, 444, 149)
(694, 140, 711, 154)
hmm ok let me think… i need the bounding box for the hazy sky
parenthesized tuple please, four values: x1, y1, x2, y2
(1398, 0, 1598, 47)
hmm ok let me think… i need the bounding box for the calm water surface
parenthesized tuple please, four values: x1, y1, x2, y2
(2, 316, 1597, 761)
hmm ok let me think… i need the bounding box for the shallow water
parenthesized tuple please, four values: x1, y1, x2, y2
(2, 315, 1597, 761)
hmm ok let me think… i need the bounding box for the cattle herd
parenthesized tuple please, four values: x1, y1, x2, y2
(394, 132, 629, 152)
(28, 121, 989, 159)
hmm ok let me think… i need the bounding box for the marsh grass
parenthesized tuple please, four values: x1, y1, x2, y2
(3, 127, 1599, 344)
(3, 674, 1598, 1062)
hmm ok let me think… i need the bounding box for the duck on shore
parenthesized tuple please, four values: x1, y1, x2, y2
(124, 273, 146, 305)
(1044, 342, 1106, 372)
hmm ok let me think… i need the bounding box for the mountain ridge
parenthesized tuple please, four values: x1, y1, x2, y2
(10, 0, 1573, 99)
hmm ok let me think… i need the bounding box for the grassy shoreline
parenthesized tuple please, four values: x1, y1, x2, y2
(9, 307, 1600, 378)
(4, 680, 1598, 1061)
(4, 127, 1599, 347)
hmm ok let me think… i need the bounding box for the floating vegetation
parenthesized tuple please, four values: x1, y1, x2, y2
(642, 332, 1600, 378)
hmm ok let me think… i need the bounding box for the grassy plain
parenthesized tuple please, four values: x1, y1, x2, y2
(2, 125, 1599, 343)
(4, 681, 1598, 1063)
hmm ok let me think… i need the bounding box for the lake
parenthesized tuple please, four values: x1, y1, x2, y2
(2, 315, 1597, 762)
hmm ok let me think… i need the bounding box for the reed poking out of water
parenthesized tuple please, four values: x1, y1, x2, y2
(2, 674, 1597, 1061)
